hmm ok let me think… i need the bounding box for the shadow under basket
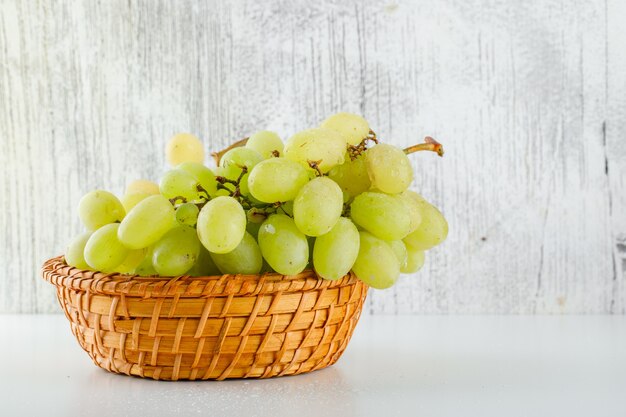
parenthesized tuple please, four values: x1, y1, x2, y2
(41, 256, 368, 381)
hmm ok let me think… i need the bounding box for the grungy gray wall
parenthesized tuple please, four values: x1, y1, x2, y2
(1, 0, 625, 313)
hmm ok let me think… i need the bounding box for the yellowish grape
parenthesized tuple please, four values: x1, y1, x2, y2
(327, 155, 371, 200)
(209, 232, 263, 275)
(152, 225, 201, 276)
(166, 133, 204, 166)
(321, 112, 370, 145)
(313, 217, 360, 280)
(248, 158, 310, 203)
(351, 231, 400, 289)
(258, 214, 308, 276)
(246, 130, 284, 159)
(118, 195, 176, 249)
(121, 192, 151, 213)
(78, 190, 125, 231)
(65, 232, 92, 269)
(293, 177, 343, 236)
(402, 244, 425, 273)
(284, 128, 346, 173)
(196, 196, 246, 254)
(126, 179, 160, 195)
(84, 223, 130, 271)
(350, 191, 411, 240)
(366, 143, 413, 194)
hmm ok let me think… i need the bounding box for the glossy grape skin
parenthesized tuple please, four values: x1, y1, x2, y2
(395, 193, 422, 234)
(134, 247, 157, 276)
(327, 155, 371, 200)
(248, 158, 310, 203)
(121, 192, 151, 213)
(313, 217, 360, 281)
(403, 200, 448, 250)
(78, 190, 125, 231)
(293, 177, 343, 236)
(196, 196, 246, 254)
(350, 191, 412, 241)
(388, 240, 408, 271)
(320, 112, 370, 145)
(258, 214, 309, 276)
(159, 169, 200, 202)
(84, 223, 130, 271)
(365, 143, 413, 194)
(284, 128, 346, 173)
(65, 232, 92, 270)
(246, 130, 284, 158)
(166, 133, 204, 166)
(177, 162, 218, 197)
(209, 232, 263, 275)
(125, 179, 160, 195)
(187, 246, 222, 276)
(175, 202, 199, 226)
(152, 225, 201, 276)
(112, 248, 147, 274)
(402, 244, 425, 273)
(351, 231, 400, 289)
(118, 195, 176, 250)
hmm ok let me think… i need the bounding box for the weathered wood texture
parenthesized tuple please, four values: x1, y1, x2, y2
(1, 0, 625, 314)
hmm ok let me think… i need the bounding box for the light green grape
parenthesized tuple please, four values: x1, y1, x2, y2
(248, 158, 310, 202)
(258, 214, 309, 275)
(284, 128, 346, 173)
(126, 179, 160, 195)
(118, 195, 176, 249)
(175, 202, 199, 226)
(166, 133, 204, 167)
(327, 155, 371, 200)
(388, 240, 408, 272)
(403, 198, 448, 250)
(187, 246, 222, 276)
(395, 193, 422, 234)
(350, 191, 411, 241)
(152, 225, 201, 276)
(365, 143, 413, 194)
(351, 231, 400, 289)
(121, 192, 151, 213)
(293, 177, 343, 236)
(65, 232, 92, 269)
(313, 217, 360, 280)
(134, 247, 157, 276)
(159, 169, 200, 202)
(320, 112, 370, 145)
(218, 148, 264, 197)
(78, 190, 125, 231)
(177, 162, 218, 197)
(209, 232, 263, 275)
(84, 223, 130, 271)
(402, 244, 425, 273)
(196, 196, 246, 254)
(246, 130, 284, 159)
(112, 248, 147, 274)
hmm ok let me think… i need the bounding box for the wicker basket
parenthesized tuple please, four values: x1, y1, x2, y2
(42, 256, 368, 380)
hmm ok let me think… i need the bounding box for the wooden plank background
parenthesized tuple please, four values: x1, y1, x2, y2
(1, 0, 625, 314)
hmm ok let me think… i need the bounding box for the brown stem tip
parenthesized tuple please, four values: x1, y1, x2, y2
(404, 136, 444, 157)
(211, 137, 249, 165)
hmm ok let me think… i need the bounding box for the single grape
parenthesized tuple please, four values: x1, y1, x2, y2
(65, 232, 92, 270)
(125, 179, 160, 195)
(209, 232, 263, 275)
(258, 214, 309, 276)
(395, 193, 422, 234)
(78, 190, 125, 231)
(134, 247, 157, 276)
(196, 196, 246, 254)
(350, 191, 412, 240)
(403, 199, 448, 250)
(327, 155, 371, 200)
(160, 169, 200, 202)
(84, 223, 130, 271)
(387, 240, 408, 271)
(175, 202, 200, 226)
(220, 147, 263, 172)
(248, 158, 310, 203)
(112, 248, 147, 274)
(313, 217, 360, 280)
(284, 128, 346, 173)
(351, 231, 400, 289)
(365, 143, 413, 194)
(402, 244, 425, 273)
(121, 192, 151, 213)
(187, 246, 222, 276)
(177, 162, 218, 197)
(166, 133, 204, 166)
(293, 177, 343, 236)
(320, 112, 370, 145)
(118, 195, 176, 249)
(246, 130, 284, 158)
(152, 225, 201, 276)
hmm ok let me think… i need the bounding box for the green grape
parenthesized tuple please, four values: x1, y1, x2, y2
(403, 199, 448, 250)
(84, 223, 130, 271)
(118, 195, 176, 249)
(388, 240, 408, 271)
(293, 177, 343, 236)
(78, 190, 125, 231)
(121, 192, 151, 213)
(313, 217, 360, 280)
(350, 191, 411, 240)
(175, 202, 200, 226)
(166, 133, 204, 167)
(365, 143, 413, 194)
(187, 246, 222, 276)
(258, 214, 309, 276)
(395, 193, 422, 234)
(219, 164, 252, 196)
(159, 169, 200, 202)
(351, 231, 400, 289)
(284, 128, 346, 173)
(112, 248, 147, 274)
(209, 232, 263, 275)
(196, 196, 246, 254)
(248, 158, 310, 203)
(177, 162, 218, 197)
(152, 225, 201, 276)
(246, 130, 284, 158)
(280, 201, 294, 217)
(134, 247, 157, 276)
(327, 155, 371, 199)
(65, 232, 92, 269)
(219, 148, 264, 196)
(402, 244, 425, 273)
(320, 112, 370, 145)
(126, 179, 160, 195)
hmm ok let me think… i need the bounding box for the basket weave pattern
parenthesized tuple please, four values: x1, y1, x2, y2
(42, 256, 368, 380)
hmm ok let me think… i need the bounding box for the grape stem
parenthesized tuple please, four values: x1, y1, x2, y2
(211, 137, 249, 165)
(307, 160, 324, 177)
(404, 136, 444, 157)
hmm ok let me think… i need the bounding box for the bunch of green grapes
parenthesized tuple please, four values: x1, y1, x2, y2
(63, 115, 447, 291)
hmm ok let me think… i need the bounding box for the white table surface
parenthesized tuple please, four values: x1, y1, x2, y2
(2, 314, 625, 417)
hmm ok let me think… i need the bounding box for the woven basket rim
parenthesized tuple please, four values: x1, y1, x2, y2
(42, 256, 360, 298)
